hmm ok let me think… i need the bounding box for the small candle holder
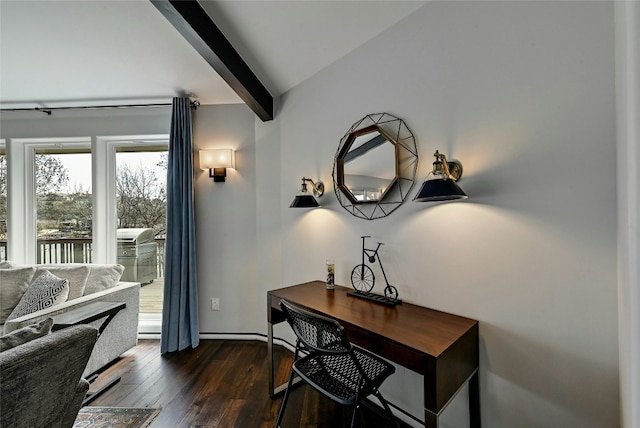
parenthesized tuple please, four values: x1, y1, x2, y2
(326, 259, 335, 290)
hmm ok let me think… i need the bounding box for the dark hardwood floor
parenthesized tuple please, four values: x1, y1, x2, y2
(89, 340, 410, 428)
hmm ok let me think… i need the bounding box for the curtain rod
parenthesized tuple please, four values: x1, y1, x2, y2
(0, 100, 200, 116)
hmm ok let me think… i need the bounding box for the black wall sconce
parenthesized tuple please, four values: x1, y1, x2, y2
(413, 150, 468, 202)
(199, 149, 235, 182)
(290, 177, 325, 208)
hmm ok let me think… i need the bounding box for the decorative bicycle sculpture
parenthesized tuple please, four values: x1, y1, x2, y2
(350, 236, 400, 304)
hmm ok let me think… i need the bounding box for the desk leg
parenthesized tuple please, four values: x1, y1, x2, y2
(469, 370, 480, 428)
(425, 410, 438, 428)
(268, 321, 302, 398)
(268, 322, 275, 398)
(424, 368, 479, 428)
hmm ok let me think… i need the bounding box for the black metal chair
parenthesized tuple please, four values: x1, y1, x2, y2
(275, 299, 400, 428)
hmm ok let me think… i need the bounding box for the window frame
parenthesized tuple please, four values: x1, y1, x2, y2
(11, 137, 91, 264)
(102, 135, 168, 329)
(97, 134, 169, 264)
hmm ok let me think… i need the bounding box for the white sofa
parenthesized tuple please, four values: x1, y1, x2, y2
(0, 262, 140, 376)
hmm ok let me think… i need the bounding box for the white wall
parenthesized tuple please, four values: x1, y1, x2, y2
(192, 104, 260, 333)
(260, 2, 618, 427)
(0, 107, 172, 138)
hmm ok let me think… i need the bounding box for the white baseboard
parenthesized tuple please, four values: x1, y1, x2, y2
(137, 332, 161, 340)
(136, 331, 296, 353)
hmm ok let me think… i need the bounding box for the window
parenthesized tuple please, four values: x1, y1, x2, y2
(102, 136, 169, 325)
(116, 147, 167, 315)
(8, 138, 91, 263)
(35, 149, 92, 264)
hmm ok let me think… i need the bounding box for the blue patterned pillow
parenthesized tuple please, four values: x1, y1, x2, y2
(7, 270, 69, 320)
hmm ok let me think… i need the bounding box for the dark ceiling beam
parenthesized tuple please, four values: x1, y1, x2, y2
(151, 0, 273, 121)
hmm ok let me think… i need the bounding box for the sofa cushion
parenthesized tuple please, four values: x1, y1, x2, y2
(84, 264, 125, 295)
(0, 317, 53, 352)
(36, 265, 90, 301)
(7, 271, 70, 320)
(0, 267, 37, 324)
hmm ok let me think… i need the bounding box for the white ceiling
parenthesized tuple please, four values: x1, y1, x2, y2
(0, 0, 426, 110)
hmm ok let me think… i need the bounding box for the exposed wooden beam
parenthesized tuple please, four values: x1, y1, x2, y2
(151, 0, 273, 121)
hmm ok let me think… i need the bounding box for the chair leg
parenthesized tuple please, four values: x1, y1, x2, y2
(350, 403, 361, 428)
(374, 390, 400, 428)
(274, 369, 297, 428)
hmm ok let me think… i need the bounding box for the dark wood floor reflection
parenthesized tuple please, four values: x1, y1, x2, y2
(89, 340, 409, 428)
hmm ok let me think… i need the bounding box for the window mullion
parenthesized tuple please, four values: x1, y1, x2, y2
(92, 137, 117, 263)
(7, 140, 35, 263)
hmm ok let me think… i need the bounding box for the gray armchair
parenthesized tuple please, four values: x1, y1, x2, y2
(0, 324, 98, 428)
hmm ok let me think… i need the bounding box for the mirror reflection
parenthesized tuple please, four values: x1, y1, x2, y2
(343, 129, 396, 202)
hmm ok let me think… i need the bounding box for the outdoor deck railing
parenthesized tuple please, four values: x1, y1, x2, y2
(0, 238, 166, 278)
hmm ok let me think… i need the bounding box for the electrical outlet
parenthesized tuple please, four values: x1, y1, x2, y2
(211, 298, 220, 311)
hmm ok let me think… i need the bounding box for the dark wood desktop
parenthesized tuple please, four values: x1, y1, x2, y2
(267, 281, 480, 428)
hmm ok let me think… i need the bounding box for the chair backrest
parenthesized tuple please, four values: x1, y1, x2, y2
(1, 324, 98, 428)
(280, 299, 351, 355)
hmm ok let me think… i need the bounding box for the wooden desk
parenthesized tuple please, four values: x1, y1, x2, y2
(267, 281, 479, 428)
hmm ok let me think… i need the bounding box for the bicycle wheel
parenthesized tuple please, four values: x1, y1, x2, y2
(351, 264, 375, 292)
(384, 285, 398, 301)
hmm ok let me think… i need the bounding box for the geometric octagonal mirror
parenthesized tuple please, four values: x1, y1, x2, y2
(332, 113, 418, 220)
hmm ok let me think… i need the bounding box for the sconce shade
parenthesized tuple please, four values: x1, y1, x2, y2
(290, 177, 324, 208)
(199, 149, 235, 169)
(413, 178, 468, 202)
(290, 194, 321, 208)
(199, 149, 235, 182)
(414, 150, 467, 202)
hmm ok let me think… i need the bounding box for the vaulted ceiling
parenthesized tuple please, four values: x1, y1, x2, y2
(0, 0, 426, 118)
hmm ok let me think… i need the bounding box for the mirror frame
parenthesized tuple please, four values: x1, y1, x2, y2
(332, 113, 418, 220)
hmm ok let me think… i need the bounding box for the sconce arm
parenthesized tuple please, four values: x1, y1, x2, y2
(432, 151, 463, 181)
(301, 177, 325, 197)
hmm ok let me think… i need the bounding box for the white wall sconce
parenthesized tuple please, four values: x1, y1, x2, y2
(290, 177, 325, 208)
(199, 149, 235, 182)
(413, 150, 468, 202)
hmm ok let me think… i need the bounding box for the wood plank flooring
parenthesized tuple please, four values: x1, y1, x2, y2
(89, 340, 410, 428)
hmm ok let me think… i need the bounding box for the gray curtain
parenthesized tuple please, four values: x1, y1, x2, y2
(161, 97, 199, 354)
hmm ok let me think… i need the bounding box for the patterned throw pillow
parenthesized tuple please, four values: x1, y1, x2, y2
(35, 265, 90, 300)
(7, 270, 70, 321)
